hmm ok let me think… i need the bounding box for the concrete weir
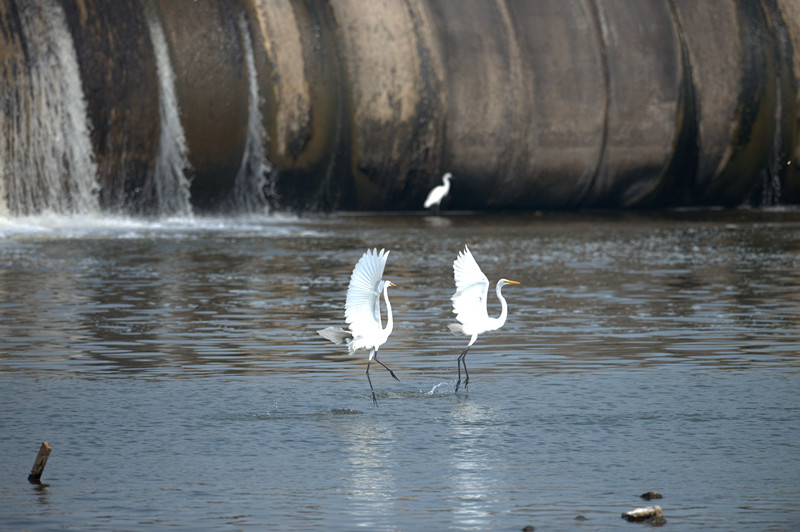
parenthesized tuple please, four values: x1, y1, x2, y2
(1, 0, 799, 215)
(59, 0, 161, 213)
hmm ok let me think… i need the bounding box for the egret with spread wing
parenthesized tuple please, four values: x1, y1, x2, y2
(423, 172, 452, 215)
(317, 248, 398, 405)
(448, 245, 519, 392)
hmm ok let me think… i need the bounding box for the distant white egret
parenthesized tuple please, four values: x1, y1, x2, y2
(447, 245, 519, 392)
(317, 248, 399, 405)
(423, 172, 452, 215)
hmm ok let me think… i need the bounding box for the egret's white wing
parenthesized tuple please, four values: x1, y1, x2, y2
(451, 245, 489, 326)
(345, 248, 389, 339)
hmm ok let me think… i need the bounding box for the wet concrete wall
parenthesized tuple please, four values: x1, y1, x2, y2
(59, 0, 160, 212)
(2, 0, 800, 214)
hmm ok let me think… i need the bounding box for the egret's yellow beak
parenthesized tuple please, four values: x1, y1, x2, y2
(389, 282, 397, 287)
(506, 280, 520, 285)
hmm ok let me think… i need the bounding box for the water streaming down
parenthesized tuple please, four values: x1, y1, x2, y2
(143, 1, 193, 218)
(760, 69, 784, 207)
(0, 166, 6, 219)
(221, 11, 277, 213)
(0, 0, 99, 216)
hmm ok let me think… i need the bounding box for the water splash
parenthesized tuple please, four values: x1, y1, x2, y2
(0, 0, 100, 216)
(427, 382, 451, 395)
(223, 11, 277, 213)
(143, 1, 193, 217)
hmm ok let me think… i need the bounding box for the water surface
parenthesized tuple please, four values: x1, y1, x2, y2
(1, 210, 799, 530)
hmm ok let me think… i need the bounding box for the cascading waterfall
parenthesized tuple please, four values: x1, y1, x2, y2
(144, 1, 193, 217)
(0, 165, 7, 219)
(0, 0, 99, 216)
(223, 11, 277, 213)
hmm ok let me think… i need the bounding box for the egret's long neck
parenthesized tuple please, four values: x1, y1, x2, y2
(383, 283, 394, 337)
(494, 281, 509, 329)
(442, 176, 451, 194)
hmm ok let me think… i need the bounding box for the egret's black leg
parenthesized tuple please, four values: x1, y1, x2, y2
(462, 353, 470, 391)
(455, 345, 471, 393)
(374, 356, 400, 382)
(366, 360, 378, 406)
(456, 354, 461, 391)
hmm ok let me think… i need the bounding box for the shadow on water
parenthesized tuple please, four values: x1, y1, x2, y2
(1, 210, 800, 530)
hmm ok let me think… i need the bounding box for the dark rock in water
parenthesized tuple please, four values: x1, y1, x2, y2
(522, 526, 535, 532)
(622, 505, 666, 526)
(640, 491, 663, 500)
(574, 514, 588, 520)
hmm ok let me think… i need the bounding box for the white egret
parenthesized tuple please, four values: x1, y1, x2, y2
(423, 172, 452, 215)
(447, 245, 519, 392)
(317, 248, 399, 405)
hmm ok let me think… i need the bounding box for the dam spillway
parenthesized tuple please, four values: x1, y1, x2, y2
(2, 0, 800, 215)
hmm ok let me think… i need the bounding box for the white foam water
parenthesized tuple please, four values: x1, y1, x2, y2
(0, 212, 313, 240)
(0, 0, 100, 216)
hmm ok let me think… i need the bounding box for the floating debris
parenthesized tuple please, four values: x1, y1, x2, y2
(622, 505, 666, 526)
(640, 491, 663, 500)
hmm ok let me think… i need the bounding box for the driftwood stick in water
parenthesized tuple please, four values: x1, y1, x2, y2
(28, 441, 52, 482)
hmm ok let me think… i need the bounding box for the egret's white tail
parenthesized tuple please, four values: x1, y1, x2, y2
(317, 326, 351, 345)
(447, 323, 464, 335)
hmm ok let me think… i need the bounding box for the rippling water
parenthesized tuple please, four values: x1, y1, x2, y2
(1, 210, 799, 530)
